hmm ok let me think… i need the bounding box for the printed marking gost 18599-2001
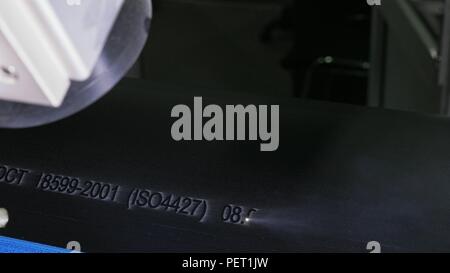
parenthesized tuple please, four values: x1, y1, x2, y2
(0, 164, 259, 226)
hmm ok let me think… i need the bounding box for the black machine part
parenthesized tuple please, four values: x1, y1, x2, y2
(1, 79, 450, 252)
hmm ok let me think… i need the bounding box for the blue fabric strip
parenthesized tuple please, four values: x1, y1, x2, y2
(0, 236, 71, 253)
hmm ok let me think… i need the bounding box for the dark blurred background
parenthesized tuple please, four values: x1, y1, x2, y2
(130, 0, 449, 114)
(132, 0, 371, 104)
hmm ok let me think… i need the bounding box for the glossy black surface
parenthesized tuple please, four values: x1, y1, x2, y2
(1, 79, 450, 252)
